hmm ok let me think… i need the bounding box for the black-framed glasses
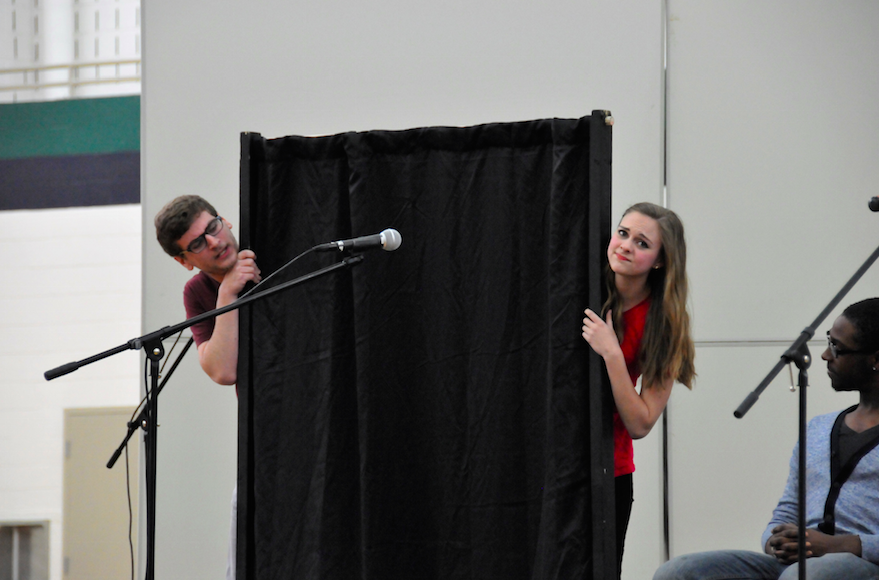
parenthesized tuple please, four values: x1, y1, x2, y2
(826, 331, 873, 359)
(180, 215, 224, 255)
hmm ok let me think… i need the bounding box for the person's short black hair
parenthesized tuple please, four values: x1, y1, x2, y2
(154, 195, 218, 257)
(842, 298, 879, 351)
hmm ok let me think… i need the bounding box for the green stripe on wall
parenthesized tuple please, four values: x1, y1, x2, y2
(0, 96, 139, 160)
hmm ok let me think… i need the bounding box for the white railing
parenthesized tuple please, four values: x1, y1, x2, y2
(0, 59, 141, 95)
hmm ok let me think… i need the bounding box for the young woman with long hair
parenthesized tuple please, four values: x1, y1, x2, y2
(581, 202, 696, 575)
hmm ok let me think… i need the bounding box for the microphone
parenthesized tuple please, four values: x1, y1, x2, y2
(870, 197, 879, 212)
(314, 228, 402, 253)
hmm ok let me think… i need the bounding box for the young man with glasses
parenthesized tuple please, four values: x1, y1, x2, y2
(155, 195, 261, 384)
(154, 195, 261, 580)
(654, 297, 879, 580)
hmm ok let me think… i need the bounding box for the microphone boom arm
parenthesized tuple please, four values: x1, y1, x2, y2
(44, 255, 364, 380)
(735, 241, 879, 417)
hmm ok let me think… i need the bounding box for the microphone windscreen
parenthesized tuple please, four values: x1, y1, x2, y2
(381, 229, 402, 251)
(870, 197, 879, 212)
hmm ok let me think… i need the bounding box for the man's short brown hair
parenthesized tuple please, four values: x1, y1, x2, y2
(155, 195, 218, 257)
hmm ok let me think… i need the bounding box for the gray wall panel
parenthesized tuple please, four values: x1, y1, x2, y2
(666, 0, 879, 558)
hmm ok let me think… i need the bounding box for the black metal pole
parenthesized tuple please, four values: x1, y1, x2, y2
(144, 342, 162, 580)
(735, 241, 879, 419)
(798, 365, 807, 580)
(107, 337, 195, 470)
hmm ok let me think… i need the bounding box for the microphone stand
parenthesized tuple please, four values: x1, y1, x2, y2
(106, 336, 195, 470)
(44, 254, 363, 580)
(735, 240, 879, 580)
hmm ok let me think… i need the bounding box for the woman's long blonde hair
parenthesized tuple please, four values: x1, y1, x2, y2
(601, 202, 695, 390)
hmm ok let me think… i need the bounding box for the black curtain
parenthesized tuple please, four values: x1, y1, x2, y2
(237, 113, 613, 580)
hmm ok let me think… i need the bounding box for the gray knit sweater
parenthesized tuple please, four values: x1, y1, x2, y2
(761, 408, 879, 564)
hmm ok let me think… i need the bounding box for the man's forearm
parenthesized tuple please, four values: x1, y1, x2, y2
(198, 309, 240, 385)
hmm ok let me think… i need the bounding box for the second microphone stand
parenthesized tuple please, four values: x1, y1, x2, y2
(44, 254, 364, 580)
(735, 240, 879, 580)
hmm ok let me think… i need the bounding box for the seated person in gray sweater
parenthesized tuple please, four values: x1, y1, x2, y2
(654, 297, 879, 580)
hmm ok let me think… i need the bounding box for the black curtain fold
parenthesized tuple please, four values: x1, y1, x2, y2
(238, 113, 613, 580)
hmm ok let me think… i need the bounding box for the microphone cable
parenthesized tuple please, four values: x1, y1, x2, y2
(238, 246, 317, 299)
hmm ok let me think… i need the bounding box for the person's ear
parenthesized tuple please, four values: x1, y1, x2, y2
(174, 254, 195, 271)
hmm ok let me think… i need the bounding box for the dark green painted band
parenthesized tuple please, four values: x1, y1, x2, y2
(0, 96, 140, 160)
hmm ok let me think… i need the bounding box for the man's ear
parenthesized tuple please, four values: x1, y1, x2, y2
(173, 254, 195, 271)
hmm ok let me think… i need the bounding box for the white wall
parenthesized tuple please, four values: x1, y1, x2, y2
(665, 0, 879, 557)
(0, 205, 142, 580)
(141, 0, 879, 578)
